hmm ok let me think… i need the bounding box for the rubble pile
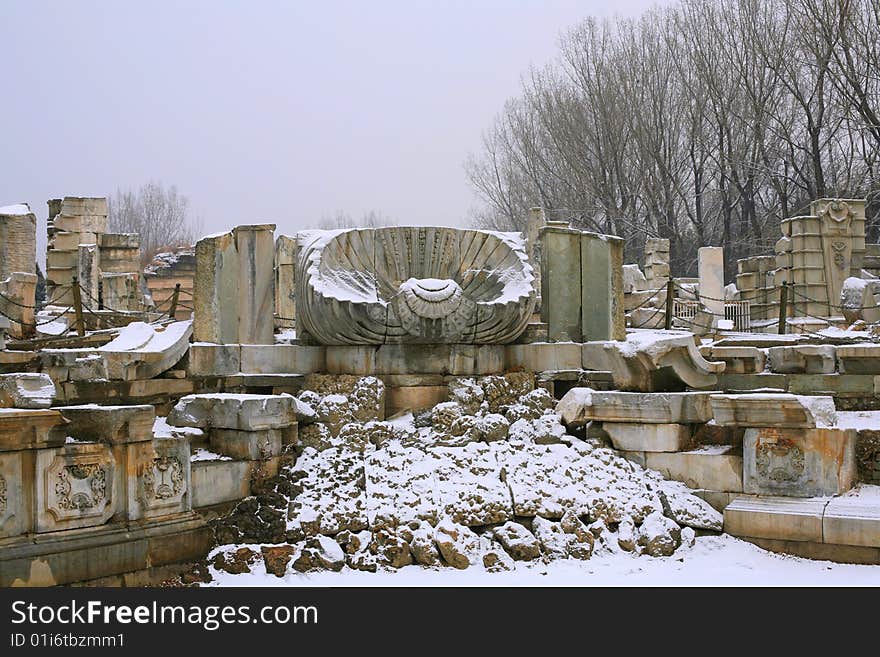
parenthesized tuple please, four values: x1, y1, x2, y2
(208, 374, 721, 578)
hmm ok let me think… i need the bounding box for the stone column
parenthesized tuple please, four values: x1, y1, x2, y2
(698, 246, 724, 324)
(581, 232, 625, 341)
(194, 224, 275, 345)
(540, 224, 582, 342)
(274, 234, 297, 330)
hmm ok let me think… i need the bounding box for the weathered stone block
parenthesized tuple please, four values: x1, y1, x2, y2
(194, 225, 275, 345)
(188, 343, 241, 376)
(743, 426, 857, 497)
(209, 428, 283, 461)
(504, 343, 583, 372)
(0, 408, 67, 452)
(702, 346, 766, 374)
(35, 443, 116, 532)
(768, 345, 837, 374)
(724, 496, 826, 542)
(710, 393, 837, 429)
(191, 459, 251, 508)
(557, 388, 716, 426)
(386, 385, 448, 415)
(168, 393, 298, 431)
(240, 344, 325, 374)
(603, 422, 693, 452)
(644, 448, 743, 492)
(0, 373, 55, 408)
(56, 404, 155, 444)
(823, 497, 880, 548)
(837, 344, 880, 375)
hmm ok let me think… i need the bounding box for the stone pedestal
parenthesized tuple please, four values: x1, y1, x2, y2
(194, 224, 276, 345)
(540, 226, 582, 341)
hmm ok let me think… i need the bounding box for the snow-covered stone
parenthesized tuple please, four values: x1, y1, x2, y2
(493, 521, 541, 561)
(638, 511, 681, 557)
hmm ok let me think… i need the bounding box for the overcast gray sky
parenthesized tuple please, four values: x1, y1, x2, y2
(1, 0, 659, 261)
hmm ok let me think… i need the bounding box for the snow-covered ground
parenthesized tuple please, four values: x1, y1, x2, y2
(205, 535, 880, 587)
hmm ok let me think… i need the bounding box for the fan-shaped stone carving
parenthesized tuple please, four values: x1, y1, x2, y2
(295, 227, 536, 345)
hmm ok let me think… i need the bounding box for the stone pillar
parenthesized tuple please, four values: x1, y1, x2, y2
(540, 225, 582, 342)
(0, 204, 36, 280)
(274, 235, 297, 329)
(581, 232, 625, 341)
(643, 238, 670, 289)
(194, 224, 275, 345)
(698, 246, 724, 323)
(525, 207, 547, 309)
(77, 243, 100, 310)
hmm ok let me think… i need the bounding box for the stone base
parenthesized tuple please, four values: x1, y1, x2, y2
(0, 512, 211, 586)
(724, 496, 826, 542)
(740, 536, 880, 565)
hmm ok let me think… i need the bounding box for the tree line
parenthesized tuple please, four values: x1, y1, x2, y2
(466, 0, 880, 280)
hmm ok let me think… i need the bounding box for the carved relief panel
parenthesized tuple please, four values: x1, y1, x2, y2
(35, 444, 115, 532)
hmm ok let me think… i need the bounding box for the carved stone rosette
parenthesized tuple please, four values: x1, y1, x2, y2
(294, 227, 536, 345)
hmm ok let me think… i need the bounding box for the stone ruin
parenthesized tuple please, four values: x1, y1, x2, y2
(1, 196, 880, 585)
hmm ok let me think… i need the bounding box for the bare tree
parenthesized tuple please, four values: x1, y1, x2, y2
(316, 209, 393, 229)
(108, 182, 203, 266)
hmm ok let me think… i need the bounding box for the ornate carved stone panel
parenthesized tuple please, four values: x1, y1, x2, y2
(130, 438, 191, 520)
(0, 452, 29, 538)
(35, 444, 115, 532)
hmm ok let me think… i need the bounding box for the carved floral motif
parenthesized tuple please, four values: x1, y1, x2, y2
(140, 455, 185, 509)
(756, 439, 805, 483)
(54, 464, 107, 511)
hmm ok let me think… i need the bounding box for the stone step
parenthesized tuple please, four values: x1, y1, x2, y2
(725, 489, 880, 551)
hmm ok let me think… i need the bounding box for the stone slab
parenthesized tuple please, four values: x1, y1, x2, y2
(167, 393, 298, 431)
(240, 344, 326, 374)
(325, 344, 505, 376)
(603, 422, 693, 452)
(557, 388, 717, 426)
(723, 496, 827, 542)
(0, 373, 55, 408)
(837, 344, 880, 375)
(710, 393, 837, 429)
(504, 343, 583, 372)
(0, 408, 67, 452)
(701, 346, 766, 374)
(188, 343, 242, 376)
(209, 428, 284, 461)
(55, 404, 155, 445)
(743, 427, 857, 497)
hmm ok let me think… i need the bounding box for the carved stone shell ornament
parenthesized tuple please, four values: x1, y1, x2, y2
(294, 227, 537, 344)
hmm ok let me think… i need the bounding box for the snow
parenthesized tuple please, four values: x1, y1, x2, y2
(836, 411, 880, 431)
(98, 320, 192, 353)
(275, 328, 297, 343)
(152, 415, 203, 439)
(191, 447, 231, 462)
(204, 534, 880, 587)
(0, 203, 32, 215)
